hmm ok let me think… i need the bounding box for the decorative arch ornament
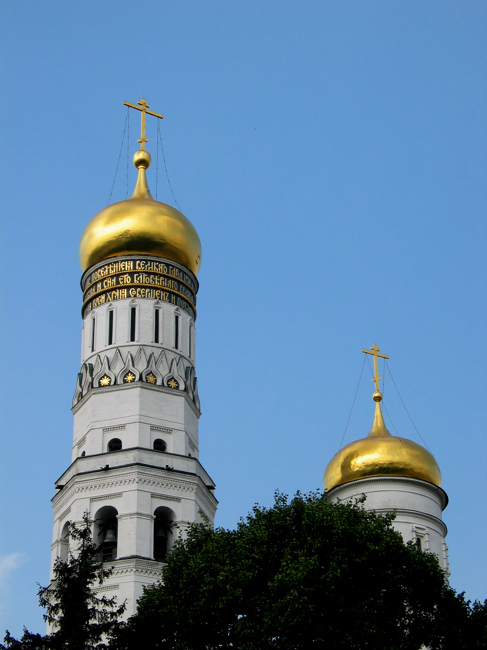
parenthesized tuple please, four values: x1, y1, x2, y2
(93, 356, 116, 388)
(73, 347, 199, 407)
(142, 352, 163, 385)
(117, 352, 140, 384)
(164, 358, 185, 391)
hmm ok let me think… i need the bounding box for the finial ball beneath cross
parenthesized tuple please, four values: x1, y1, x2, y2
(373, 391, 383, 402)
(133, 149, 151, 170)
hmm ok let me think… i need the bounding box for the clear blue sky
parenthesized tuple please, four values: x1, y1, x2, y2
(1, 1, 485, 637)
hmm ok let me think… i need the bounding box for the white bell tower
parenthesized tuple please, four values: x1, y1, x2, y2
(50, 99, 217, 617)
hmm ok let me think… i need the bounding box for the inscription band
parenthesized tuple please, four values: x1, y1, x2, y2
(83, 259, 197, 294)
(81, 256, 198, 320)
(83, 268, 196, 302)
(83, 272, 196, 306)
(83, 286, 196, 320)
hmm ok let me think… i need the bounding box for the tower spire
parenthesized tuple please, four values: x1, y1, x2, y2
(362, 343, 391, 437)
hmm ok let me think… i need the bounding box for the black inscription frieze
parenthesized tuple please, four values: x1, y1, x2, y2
(81, 257, 198, 319)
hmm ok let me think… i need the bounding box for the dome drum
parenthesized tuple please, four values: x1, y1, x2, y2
(327, 475, 448, 514)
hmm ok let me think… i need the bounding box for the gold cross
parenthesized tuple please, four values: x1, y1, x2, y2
(362, 343, 389, 393)
(123, 97, 163, 150)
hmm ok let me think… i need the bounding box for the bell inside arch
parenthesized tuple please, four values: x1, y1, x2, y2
(103, 520, 117, 544)
(154, 520, 169, 540)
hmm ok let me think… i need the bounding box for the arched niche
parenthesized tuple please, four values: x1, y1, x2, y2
(94, 505, 119, 562)
(153, 506, 176, 562)
(153, 438, 167, 452)
(59, 521, 70, 563)
(108, 438, 122, 452)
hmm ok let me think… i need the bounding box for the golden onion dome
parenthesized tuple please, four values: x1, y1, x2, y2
(324, 394, 441, 492)
(79, 149, 201, 275)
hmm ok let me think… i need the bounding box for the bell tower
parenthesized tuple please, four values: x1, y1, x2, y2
(50, 99, 217, 617)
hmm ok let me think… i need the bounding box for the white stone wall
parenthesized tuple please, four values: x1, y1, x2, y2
(327, 476, 450, 575)
(81, 299, 194, 365)
(71, 384, 200, 462)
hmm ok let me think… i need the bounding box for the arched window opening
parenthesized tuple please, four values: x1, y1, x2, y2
(153, 439, 167, 452)
(153, 506, 175, 561)
(154, 308, 160, 344)
(174, 314, 179, 349)
(108, 438, 122, 452)
(412, 527, 427, 552)
(108, 309, 114, 346)
(80, 451, 86, 457)
(91, 317, 96, 352)
(95, 506, 118, 562)
(130, 307, 137, 342)
(59, 521, 70, 563)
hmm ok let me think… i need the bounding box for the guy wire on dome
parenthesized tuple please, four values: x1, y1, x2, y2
(339, 354, 366, 449)
(107, 107, 129, 206)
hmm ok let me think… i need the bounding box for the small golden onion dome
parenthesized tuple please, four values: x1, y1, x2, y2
(79, 150, 202, 275)
(324, 395, 441, 491)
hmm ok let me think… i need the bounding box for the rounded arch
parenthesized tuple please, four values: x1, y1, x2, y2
(153, 438, 167, 452)
(107, 438, 122, 452)
(153, 506, 176, 561)
(59, 521, 70, 562)
(94, 506, 119, 562)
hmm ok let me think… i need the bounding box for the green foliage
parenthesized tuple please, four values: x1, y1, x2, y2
(2, 513, 125, 650)
(114, 492, 483, 650)
(1, 631, 47, 650)
(470, 599, 487, 648)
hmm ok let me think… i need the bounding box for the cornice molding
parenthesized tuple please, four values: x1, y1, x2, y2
(374, 507, 448, 536)
(329, 475, 448, 509)
(108, 561, 163, 579)
(53, 470, 199, 515)
(103, 425, 126, 433)
(151, 494, 181, 502)
(195, 484, 218, 516)
(94, 584, 119, 592)
(90, 492, 123, 503)
(150, 425, 173, 434)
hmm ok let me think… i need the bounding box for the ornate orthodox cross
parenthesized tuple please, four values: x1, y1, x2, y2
(123, 97, 163, 150)
(362, 343, 389, 393)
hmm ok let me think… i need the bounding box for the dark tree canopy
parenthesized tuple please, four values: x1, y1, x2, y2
(115, 492, 483, 650)
(2, 513, 125, 650)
